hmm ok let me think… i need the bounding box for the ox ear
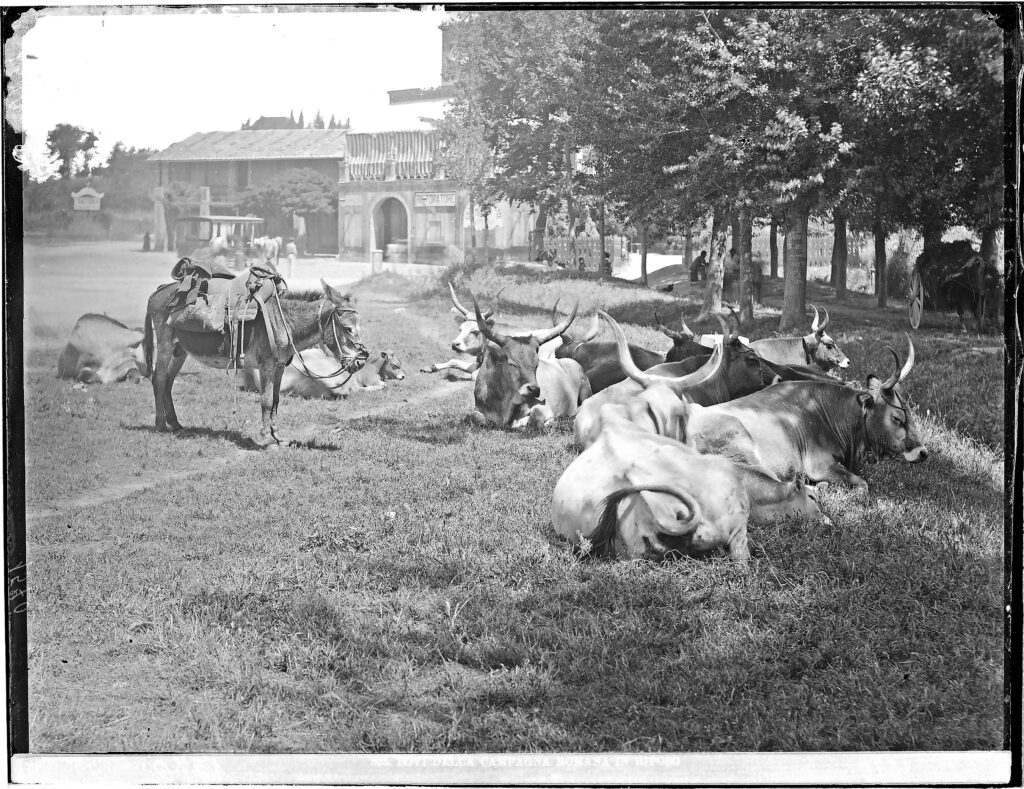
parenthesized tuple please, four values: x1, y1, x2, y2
(451, 307, 466, 322)
(856, 391, 876, 410)
(380, 351, 389, 359)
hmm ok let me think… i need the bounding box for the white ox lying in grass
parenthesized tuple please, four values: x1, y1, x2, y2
(551, 313, 827, 564)
(245, 348, 404, 398)
(57, 313, 147, 384)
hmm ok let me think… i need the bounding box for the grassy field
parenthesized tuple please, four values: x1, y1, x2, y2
(21, 243, 1005, 753)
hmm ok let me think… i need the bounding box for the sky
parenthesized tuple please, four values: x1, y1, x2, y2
(13, 5, 449, 173)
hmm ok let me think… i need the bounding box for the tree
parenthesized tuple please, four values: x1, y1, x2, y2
(239, 168, 337, 236)
(298, 110, 305, 129)
(328, 114, 337, 130)
(312, 110, 325, 129)
(441, 11, 596, 260)
(45, 123, 99, 179)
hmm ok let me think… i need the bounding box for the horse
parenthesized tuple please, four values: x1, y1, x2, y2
(144, 278, 368, 447)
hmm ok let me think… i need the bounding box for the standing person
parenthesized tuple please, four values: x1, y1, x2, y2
(284, 237, 298, 278)
(690, 250, 708, 282)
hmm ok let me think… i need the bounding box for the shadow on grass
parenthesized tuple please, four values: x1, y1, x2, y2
(122, 423, 260, 450)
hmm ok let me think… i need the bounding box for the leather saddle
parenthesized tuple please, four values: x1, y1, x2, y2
(165, 258, 286, 333)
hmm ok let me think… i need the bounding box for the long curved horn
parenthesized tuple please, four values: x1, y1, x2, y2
(472, 293, 507, 346)
(578, 313, 601, 344)
(600, 310, 723, 394)
(655, 311, 686, 342)
(678, 316, 695, 338)
(448, 281, 469, 317)
(451, 282, 493, 320)
(817, 306, 830, 334)
(532, 301, 578, 344)
(880, 334, 915, 390)
(809, 304, 821, 333)
(550, 297, 562, 327)
(714, 313, 734, 342)
(725, 304, 741, 335)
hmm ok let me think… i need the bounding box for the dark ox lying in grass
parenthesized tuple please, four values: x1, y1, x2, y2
(552, 309, 722, 394)
(57, 313, 147, 384)
(684, 336, 927, 490)
(745, 304, 850, 374)
(469, 295, 591, 429)
(574, 314, 814, 448)
(244, 348, 404, 398)
(552, 315, 826, 564)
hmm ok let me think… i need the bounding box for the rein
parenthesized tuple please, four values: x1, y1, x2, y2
(271, 290, 367, 390)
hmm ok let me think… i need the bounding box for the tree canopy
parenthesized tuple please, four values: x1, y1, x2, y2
(438, 8, 1008, 324)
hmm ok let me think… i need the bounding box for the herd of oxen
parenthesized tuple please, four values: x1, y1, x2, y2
(55, 275, 928, 566)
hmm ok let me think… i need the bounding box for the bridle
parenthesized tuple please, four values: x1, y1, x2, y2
(272, 291, 369, 390)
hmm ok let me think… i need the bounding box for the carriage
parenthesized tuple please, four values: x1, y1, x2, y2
(174, 215, 265, 267)
(907, 240, 1002, 332)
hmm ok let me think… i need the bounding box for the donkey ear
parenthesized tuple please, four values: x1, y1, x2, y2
(321, 279, 352, 306)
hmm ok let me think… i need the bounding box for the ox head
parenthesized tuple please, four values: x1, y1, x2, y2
(319, 279, 369, 373)
(710, 313, 782, 396)
(802, 306, 849, 372)
(658, 312, 711, 362)
(472, 293, 578, 426)
(378, 350, 405, 381)
(448, 282, 504, 355)
(552, 299, 600, 358)
(857, 335, 928, 464)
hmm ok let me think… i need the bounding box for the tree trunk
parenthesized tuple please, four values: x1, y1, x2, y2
(698, 205, 728, 319)
(874, 197, 887, 308)
(533, 203, 547, 261)
(639, 223, 649, 287)
(737, 202, 754, 327)
(831, 209, 848, 301)
(684, 229, 693, 271)
(483, 209, 489, 266)
(566, 141, 576, 267)
(981, 226, 997, 265)
(599, 199, 609, 277)
(778, 205, 809, 332)
(730, 212, 742, 303)
(769, 218, 779, 279)
(782, 230, 789, 278)
(469, 194, 477, 264)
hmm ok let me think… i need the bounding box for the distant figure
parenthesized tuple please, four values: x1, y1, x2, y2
(660, 282, 675, 293)
(284, 237, 298, 278)
(142, 232, 151, 252)
(690, 250, 708, 282)
(751, 257, 764, 303)
(578, 255, 586, 272)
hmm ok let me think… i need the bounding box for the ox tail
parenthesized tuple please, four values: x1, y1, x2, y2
(589, 483, 702, 559)
(143, 312, 154, 378)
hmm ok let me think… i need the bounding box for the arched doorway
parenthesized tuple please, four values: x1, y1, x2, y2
(373, 197, 408, 261)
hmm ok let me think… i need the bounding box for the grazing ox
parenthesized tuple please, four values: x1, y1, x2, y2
(552, 312, 666, 393)
(470, 296, 590, 429)
(57, 314, 147, 384)
(684, 336, 927, 489)
(245, 348, 404, 398)
(746, 305, 849, 373)
(574, 315, 781, 447)
(551, 398, 826, 565)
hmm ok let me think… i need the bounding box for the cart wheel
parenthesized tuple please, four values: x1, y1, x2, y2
(909, 268, 924, 329)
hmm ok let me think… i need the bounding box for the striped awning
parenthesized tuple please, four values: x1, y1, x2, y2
(347, 131, 438, 181)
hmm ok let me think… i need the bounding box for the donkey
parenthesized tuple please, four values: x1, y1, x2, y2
(144, 278, 368, 446)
